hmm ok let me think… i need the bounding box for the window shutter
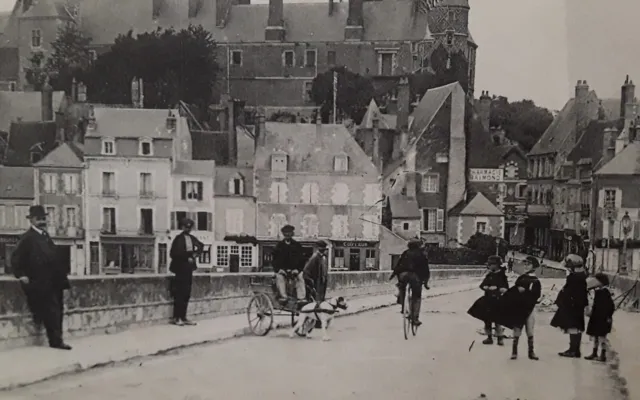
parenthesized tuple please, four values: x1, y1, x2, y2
(207, 212, 213, 231)
(236, 210, 244, 234)
(181, 182, 187, 200)
(436, 209, 444, 232)
(197, 182, 204, 200)
(228, 179, 234, 194)
(170, 212, 176, 230)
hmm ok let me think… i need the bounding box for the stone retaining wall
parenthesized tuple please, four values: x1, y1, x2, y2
(512, 261, 567, 279)
(0, 268, 484, 350)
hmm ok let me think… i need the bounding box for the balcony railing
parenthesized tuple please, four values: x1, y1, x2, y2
(102, 190, 117, 198)
(139, 191, 154, 199)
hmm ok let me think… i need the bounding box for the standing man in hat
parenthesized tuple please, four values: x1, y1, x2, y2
(550, 253, 589, 357)
(169, 218, 204, 326)
(468, 255, 509, 345)
(272, 224, 306, 303)
(11, 205, 72, 350)
(303, 240, 329, 302)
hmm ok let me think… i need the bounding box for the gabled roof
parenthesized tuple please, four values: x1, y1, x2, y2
(449, 192, 503, 216)
(595, 142, 640, 176)
(254, 122, 378, 175)
(215, 165, 254, 196)
(76, 0, 431, 45)
(0, 91, 65, 133)
(87, 107, 185, 139)
(528, 91, 600, 156)
(34, 141, 83, 168)
(0, 166, 34, 199)
(20, 0, 70, 19)
(4, 121, 58, 166)
(359, 99, 414, 130)
(389, 195, 420, 219)
(567, 119, 621, 169)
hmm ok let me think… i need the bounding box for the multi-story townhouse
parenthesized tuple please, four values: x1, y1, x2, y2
(168, 160, 216, 272)
(0, 166, 33, 274)
(0, 0, 478, 110)
(33, 142, 86, 275)
(84, 106, 189, 274)
(525, 80, 603, 260)
(254, 117, 382, 271)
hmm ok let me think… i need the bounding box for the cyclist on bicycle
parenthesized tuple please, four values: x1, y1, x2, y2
(390, 239, 430, 326)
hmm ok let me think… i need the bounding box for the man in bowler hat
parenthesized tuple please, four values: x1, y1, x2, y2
(272, 224, 306, 303)
(169, 218, 204, 326)
(11, 205, 72, 350)
(303, 240, 330, 302)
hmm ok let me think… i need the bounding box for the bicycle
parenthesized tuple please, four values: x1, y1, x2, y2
(403, 283, 419, 340)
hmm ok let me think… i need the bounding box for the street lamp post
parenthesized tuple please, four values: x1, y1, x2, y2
(579, 219, 591, 272)
(621, 211, 632, 275)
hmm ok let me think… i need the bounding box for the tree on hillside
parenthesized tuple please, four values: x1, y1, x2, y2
(24, 23, 93, 92)
(85, 25, 220, 109)
(489, 97, 554, 150)
(309, 66, 375, 124)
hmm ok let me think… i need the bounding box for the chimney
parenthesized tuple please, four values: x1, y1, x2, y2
(216, 0, 233, 27)
(372, 115, 381, 171)
(86, 105, 96, 132)
(77, 82, 87, 103)
(620, 75, 635, 118)
(329, 0, 335, 16)
(624, 101, 636, 121)
(227, 97, 237, 166)
(396, 76, 410, 132)
(265, 0, 285, 41)
(405, 172, 416, 199)
(256, 109, 266, 148)
(344, 0, 364, 40)
(138, 78, 144, 108)
(478, 90, 492, 131)
(131, 77, 139, 108)
(71, 78, 78, 102)
(41, 81, 53, 122)
(22, 0, 33, 13)
(575, 80, 590, 138)
(166, 110, 177, 132)
(54, 111, 65, 142)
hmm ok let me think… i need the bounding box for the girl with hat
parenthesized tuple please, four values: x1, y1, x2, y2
(584, 273, 615, 362)
(467, 255, 509, 345)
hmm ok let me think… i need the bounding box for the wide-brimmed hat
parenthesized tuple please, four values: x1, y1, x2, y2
(281, 224, 295, 233)
(26, 205, 47, 219)
(594, 273, 610, 287)
(525, 256, 540, 269)
(315, 240, 328, 249)
(564, 254, 584, 269)
(487, 255, 503, 266)
(180, 218, 194, 229)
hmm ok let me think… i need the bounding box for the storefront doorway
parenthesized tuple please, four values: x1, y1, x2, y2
(349, 249, 360, 271)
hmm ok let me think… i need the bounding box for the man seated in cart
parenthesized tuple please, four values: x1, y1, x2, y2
(272, 225, 306, 305)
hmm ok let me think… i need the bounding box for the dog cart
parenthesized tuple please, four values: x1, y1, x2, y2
(247, 271, 317, 336)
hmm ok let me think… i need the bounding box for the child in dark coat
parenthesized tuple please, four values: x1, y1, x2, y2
(584, 273, 615, 362)
(468, 255, 509, 345)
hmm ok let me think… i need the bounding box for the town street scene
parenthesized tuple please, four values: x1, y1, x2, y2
(0, 0, 639, 398)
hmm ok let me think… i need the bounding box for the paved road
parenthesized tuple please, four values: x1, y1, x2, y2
(7, 290, 624, 400)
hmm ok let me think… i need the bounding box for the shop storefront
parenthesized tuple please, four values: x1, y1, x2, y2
(99, 235, 156, 274)
(331, 240, 379, 271)
(214, 236, 259, 273)
(258, 240, 316, 272)
(0, 235, 20, 275)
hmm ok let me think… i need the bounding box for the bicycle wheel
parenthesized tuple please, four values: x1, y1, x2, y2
(403, 284, 412, 340)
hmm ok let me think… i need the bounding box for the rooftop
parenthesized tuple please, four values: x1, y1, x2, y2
(0, 166, 34, 199)
(449, 192, 503, 217)
(87, 107, 185, 139)
(0, 91, 65, 133)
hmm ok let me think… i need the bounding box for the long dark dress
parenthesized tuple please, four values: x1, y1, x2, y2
(468, 269, 509, 323)
(494, 272, 541, 330)
(586, 288, 615, 337)
(550, 271, 588, 331)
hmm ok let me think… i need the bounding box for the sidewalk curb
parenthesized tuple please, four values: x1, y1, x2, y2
(0, 283, 478, 392)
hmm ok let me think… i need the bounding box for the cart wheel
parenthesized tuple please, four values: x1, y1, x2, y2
(247, 293, 274, 336)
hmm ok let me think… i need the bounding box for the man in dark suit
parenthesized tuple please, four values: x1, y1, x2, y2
(12, 205, 71, 350)
(303, 240, 329, 302)
(169, 218, 204, 326)
(272, 225, 306, 303)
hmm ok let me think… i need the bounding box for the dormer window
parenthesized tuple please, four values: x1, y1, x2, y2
(139, 138, 153, 156)
(102, 139, 115, 155)
(166, 110, 177, 131)
(229, 174, 245, 195)
(334, 155, 349, 172)
(271, 154, 288, 172)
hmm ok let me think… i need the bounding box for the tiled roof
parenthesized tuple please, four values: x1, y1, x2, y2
(528, 91, 600, 156)
(449, 192, 503, 216)
(360, 99, 414, 130)
(4, 121, 58, 166)
(77, 0, 431, 45)
(595, 142, 640, 176)
(255, 122, 378, 175)
(173, 160, 215, 176)
(0, 47, 18, 80)
(21, 0, 70, 19)
(567, 119, 621, 168)
(87, 107, 185, 139)
(191, 130, 229, 164)
(34, 141, 84, 168)
(0, 91, 65, 133)
(389, 195, 420, 219)
(467, 113, 503, 168)
(0, 166, 34, 199)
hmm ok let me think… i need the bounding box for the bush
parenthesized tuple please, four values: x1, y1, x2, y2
(426, 247, 485, 265)
(465, 233, 509, 262)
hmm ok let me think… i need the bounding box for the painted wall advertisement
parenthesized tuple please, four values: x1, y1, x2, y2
(470, 169, 503, 182)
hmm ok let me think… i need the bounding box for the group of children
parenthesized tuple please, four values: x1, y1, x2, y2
(468, 253, 616, 362)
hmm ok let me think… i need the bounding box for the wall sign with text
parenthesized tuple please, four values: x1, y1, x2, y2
(469, 169, 504, 182)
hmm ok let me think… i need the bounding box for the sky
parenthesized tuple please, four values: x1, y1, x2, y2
(2, 0, 635, 111)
